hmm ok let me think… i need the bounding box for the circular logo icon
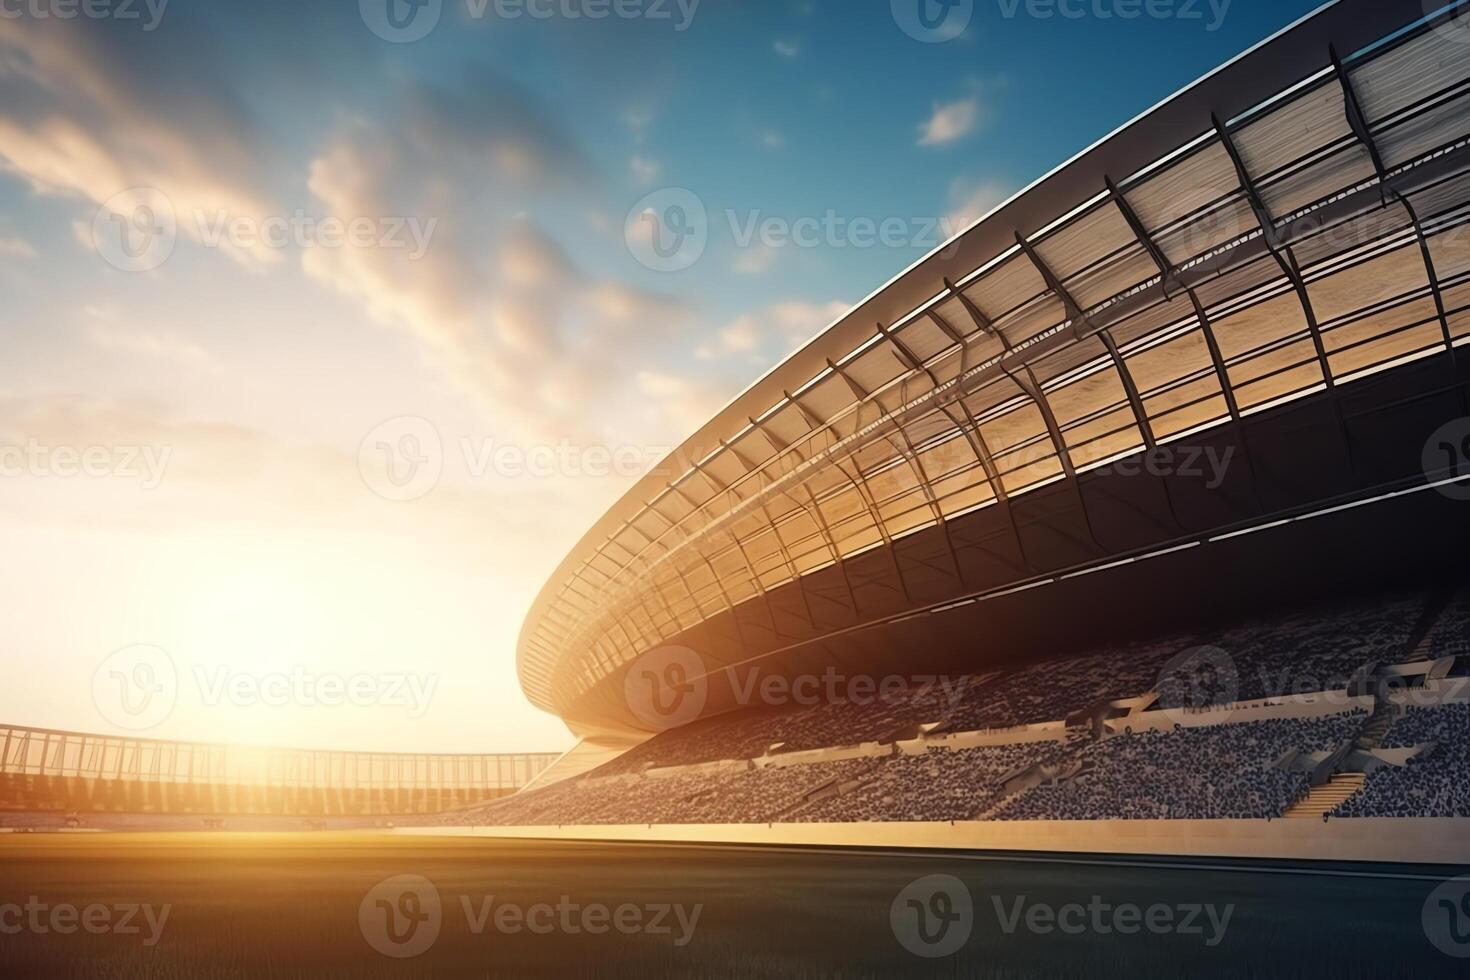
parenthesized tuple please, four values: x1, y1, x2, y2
(358, 416, 444, 502)
(92, 645, 178, 731)
(360, 0, 442, 42)
(1423, 875, 1470, 958)
(1155, 645, 1238, 724)
(625, 188, 708, 272)
(1423, 418, 1470, 500)
(624, 645, 708, 731)
(1174, 197, 1254, 266)
(1424, 0, 1470, 47)
(890, 874, 973, 958)
(360, 874, 442, 958)
(891, 0, 973, 43)
(92, 188, 176, 273)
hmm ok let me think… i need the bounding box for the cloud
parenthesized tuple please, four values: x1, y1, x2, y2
(918, 97, 981, 147)
(300, 75, 696, 446)
(630, 154, 661, 185)
(84, 315, 217, 371)
(696, 299, 848, 362)
(0, 394, 580, 571)
(0, 236, 36, 258)
(944, 178, 1012, 235)
(733, 243, 779, 275)
(774, 39, 800, 58)
(0, 16, 280, 265)
(634, 370, 728, 436)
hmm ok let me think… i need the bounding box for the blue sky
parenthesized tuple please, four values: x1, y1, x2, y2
(0, 0, 1329, 752)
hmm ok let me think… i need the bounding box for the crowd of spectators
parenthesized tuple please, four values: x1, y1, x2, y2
(448, 760, 877, 826)
(991, 714, 1364, 821)
(1331, 704, 1470, 818)
(1426, 591, 1470, 660)
(1202, 595, 1422, 703)
(935, 637, 1191, 733)
(789, 741, 1066, 823)
(593, 675, 971, 776)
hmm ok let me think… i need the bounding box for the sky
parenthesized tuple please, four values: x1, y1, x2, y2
(0, 0, 1332, 754)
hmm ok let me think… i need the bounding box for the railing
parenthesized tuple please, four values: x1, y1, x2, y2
(0, 725, 557, 793)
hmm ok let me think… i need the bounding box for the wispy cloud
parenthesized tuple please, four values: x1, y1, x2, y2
(695, 299, 848, 362)
(918, 96, 981, 147)
(774, 39, 801, 58)
(85, 318, 217, 371)
(0, 236, 36, 258)
(630, 154, 661, 185)
(944, 177, 1012, 233)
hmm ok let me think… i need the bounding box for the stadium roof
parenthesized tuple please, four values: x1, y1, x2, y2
(519, 0, 1470, 724)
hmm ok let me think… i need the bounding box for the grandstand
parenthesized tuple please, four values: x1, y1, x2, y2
(0, 725, 556, 827)
(447, 582, 1469, 829)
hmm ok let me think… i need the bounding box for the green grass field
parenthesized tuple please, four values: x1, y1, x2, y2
(0, 832, 1464, 978)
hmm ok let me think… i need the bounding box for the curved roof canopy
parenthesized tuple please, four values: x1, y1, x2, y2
(518, 0, 1470, 725)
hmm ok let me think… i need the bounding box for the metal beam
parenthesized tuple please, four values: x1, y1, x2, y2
(827, 358, 870, 402)
(878, 321, 943, 390)
(830, 457, 914, 605)
(933, 399, 1035, 575)
(1331, 44, 1389, 194)
(1098, 329, 1156, 450)
(791, 479, 864, 619)
(944, 276, 1004, 345)
(944, 276, 1103, 554)
(1215, 113, 1357, 477)
(1333, 44, 1467, 413)
(1016, 231, 1094, 333)
(1215, 112, 1287, 252)
(1107, 175, 1184, 298)
(1394, 185, 1468, 413)
(886, 421, 968, 588)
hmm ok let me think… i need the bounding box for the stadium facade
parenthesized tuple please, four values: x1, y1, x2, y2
(0, 724, 557, 821)
(519, 0, 1470, 754)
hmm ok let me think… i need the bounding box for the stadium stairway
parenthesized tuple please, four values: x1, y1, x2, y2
(1283, 773, 1367, 820)
(1401, 588, 1457, 662)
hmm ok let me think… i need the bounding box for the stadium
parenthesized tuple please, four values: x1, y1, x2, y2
(3, 0, 1470, 975)
(432, 0, 1470, 861)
